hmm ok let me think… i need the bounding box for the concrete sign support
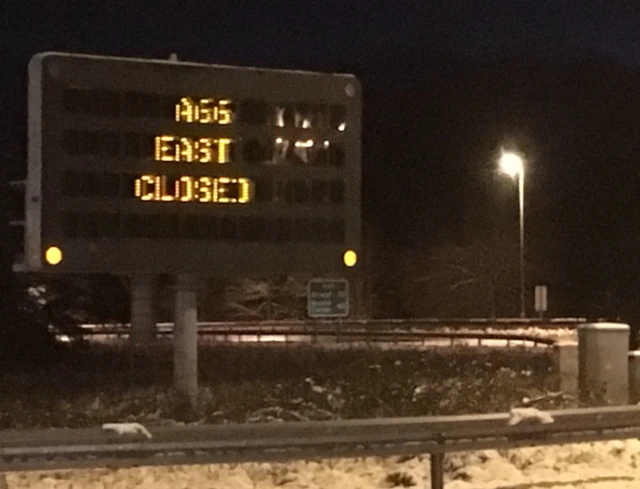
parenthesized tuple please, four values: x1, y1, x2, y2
(552, 340, 578, 400)
(578, 322, 629, 405)
(629, 351, 640, 404)
(130, 275, 156, 344)
(173, 274, 199, 409)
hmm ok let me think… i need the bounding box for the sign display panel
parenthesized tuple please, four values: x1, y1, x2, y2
(307, 279, 349, 318)
(25, 52, 361, 275)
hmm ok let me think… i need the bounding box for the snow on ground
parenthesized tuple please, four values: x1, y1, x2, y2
(5, 439, 640, 489)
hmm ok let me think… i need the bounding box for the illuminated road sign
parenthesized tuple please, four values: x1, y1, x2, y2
(25, 52, 361, 275)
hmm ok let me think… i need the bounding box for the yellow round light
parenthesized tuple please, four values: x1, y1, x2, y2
(343, 249, 357, 267)
(45, 246, 63, 266)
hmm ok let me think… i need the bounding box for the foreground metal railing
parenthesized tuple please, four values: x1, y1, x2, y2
(1, 405, 640, 489)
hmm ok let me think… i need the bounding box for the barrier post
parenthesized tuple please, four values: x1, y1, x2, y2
(430, 452, 444, 489)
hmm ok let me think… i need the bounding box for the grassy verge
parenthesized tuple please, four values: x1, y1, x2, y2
(0, 343, 560, 429)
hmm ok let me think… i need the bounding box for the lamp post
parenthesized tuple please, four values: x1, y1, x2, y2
(499, 151, 525, 318)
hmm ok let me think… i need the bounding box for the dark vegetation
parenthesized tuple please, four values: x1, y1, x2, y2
(0, 343, 559, 429)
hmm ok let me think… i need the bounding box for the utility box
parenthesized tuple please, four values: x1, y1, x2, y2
(578, 323, 629, 405)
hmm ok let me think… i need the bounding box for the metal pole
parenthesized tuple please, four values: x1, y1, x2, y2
(430, 452, 444, 489)
(518, 169, 525, 318)
(174, 274, 198, 409)
(130, 275, 156, 344)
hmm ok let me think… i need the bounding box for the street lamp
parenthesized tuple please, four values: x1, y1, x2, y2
(499, 150, 525, 318)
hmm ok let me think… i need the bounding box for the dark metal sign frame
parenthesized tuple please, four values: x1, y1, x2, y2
(25, 52, 361, 275)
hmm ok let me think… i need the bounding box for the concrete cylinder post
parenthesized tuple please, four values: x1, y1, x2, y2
(578, 323, 630, 405)
(173, 274, 199, 409)
(552, 340, 579, 399)
(628, 351, 640, 404)
(130, 275, 156, 344)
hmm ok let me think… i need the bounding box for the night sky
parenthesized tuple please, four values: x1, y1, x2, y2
(2, 2, 640, 319)
(3, 2, 639, 66)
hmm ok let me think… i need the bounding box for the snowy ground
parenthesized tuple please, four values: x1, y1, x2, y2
(5, 439, 640, 488)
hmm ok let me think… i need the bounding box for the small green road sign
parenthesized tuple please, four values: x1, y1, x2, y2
(307, 278, 349, 318)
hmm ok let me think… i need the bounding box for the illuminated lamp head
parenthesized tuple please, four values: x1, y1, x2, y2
(343, 249, 357, 267)
(45, 246, 63, 266)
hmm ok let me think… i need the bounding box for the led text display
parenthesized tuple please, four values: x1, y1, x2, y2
(154, 136, 233, 163)
(26, 52, 360, 275)
(134, 175, 252, 203)
(140, 96, 252, 203)
(175, 97, 233, 124)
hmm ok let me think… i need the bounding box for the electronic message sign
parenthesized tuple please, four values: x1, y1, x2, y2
(25, 52, 361, 275)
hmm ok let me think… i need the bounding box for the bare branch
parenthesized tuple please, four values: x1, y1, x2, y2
(520, 391, 576, 407)
(448, 277, 478, 291)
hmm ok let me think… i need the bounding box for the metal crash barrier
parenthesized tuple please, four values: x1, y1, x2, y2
(1, 405, 640, 489)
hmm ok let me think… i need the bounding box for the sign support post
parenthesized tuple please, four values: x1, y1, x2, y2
(130, 275, 156, 344)
(173, 274, 198, 410)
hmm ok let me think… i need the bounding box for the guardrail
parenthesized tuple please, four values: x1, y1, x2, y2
(59, 327, 558, 347)
(59, 318, 583, 347)
(2, 405, 640, 489)
(80, 317, 589, 331)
